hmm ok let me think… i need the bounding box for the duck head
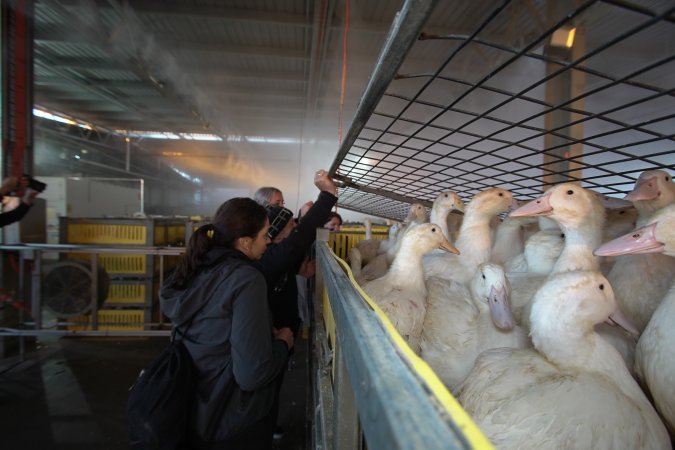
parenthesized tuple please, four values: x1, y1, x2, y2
(594, 203, 675, 258)
(471, 263, 515, 331)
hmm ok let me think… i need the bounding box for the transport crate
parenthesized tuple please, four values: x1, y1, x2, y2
(67, 309, 147, 331)
(328, 224, 390, 261)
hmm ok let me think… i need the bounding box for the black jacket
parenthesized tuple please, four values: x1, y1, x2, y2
(160, 248, 289, 442)
(257, 191, 337, 335)
(0, 201, 31, 227)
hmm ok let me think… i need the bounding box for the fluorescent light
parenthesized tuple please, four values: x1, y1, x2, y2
(550, 26, 576, 49)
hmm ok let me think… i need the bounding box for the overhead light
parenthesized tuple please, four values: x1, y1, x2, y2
(550, 26, 576, 48)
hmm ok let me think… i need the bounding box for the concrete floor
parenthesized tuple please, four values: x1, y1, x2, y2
(0, 334, 309, 450)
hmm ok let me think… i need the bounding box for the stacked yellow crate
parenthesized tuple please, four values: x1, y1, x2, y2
(59, 217, 186, 331)
(327, 223, 390, 261)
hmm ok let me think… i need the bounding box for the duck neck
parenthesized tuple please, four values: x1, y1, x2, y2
(492, 219, 523, 260)
(365, 221, 372, 240)
(551, 222, 601, 274)
(387, 243, 427, 292)
(455, 210, 492, 265)
(430, 208, 451, 242)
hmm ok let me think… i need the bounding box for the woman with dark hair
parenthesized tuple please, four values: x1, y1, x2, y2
(160, 197, 294, 450)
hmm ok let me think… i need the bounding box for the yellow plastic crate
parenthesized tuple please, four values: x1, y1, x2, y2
(154, 223, 187, 246)
(68, 309, 145, 331)
(106, 282, 148, 305)
(328, 226, 390, 261)
(66, 223, 147, 245)
(66, 253, 148, 274)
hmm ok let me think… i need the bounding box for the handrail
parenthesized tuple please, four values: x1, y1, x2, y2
(315, 241, 492, 449)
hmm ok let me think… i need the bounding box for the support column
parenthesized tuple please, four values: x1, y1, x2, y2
(2, 0, 34, 177)
(542, 4, 586, 188)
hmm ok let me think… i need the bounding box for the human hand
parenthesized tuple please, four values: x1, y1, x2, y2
(313, 170, 337, 196)
(0, 177, 19, 195)
(273, 327, 294, 351)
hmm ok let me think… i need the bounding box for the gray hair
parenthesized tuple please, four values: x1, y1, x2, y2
(254, 186, 282, 206)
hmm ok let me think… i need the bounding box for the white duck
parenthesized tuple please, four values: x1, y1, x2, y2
(605, 169, 675, 332)
(404, 202, 428, 225)
(595, 203, 675, 435)
(490, 214, 531, 265)
(362, 223, 459, 354)
(506, 183, 605, 324)
(456, 270, 671, 450)
(423, 187, 516, 284)
(420, 263, 528, 392)
(429, 191, 464, 242)
(507, 184, 639, 369)
(357, 203, 430, 284)
(504, 216, 564, 275)
(353, 218, 380, 265)
(377, 222, 400, 256)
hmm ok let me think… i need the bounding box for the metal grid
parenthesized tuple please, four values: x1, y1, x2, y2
(330, 0, 675, 221)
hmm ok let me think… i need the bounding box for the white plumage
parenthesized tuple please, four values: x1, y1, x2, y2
(429, 190, 464, 242)
(420, 263, 528, 391)
(605, 169, 675, 332)
(595, 202, 675, 435)
(423, 187, 516, 284)
(361, 223, 458, 353)
(456, 270, 671, 450)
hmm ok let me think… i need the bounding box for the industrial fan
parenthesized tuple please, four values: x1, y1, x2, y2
(42, 261, 110, 317)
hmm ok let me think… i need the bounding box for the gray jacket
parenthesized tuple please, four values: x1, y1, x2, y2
(160, 248, 289, 441)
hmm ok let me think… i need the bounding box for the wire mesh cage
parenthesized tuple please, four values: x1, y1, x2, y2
(330, 0, 675, 221)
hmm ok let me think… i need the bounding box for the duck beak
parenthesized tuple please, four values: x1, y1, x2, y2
(454, 200, 465, 213)
(439, 239, 460, 255)
(509, 192, 553, 217)
(594, 222, 663, 257)
(624, 176, 659, 202)
(606, 307, 640, 337)
(488, 285, 515, 331)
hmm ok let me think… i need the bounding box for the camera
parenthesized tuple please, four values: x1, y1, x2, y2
(23, 174, 47, 193)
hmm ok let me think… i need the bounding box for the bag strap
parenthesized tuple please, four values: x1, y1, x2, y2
(171, 298, 210, 342)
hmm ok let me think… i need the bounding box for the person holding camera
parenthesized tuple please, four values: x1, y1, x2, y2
(160, 197, 293, 449)
(0, 176, 40, 227)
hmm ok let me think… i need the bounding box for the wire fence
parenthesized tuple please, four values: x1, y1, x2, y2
(330, 0, 675, 221)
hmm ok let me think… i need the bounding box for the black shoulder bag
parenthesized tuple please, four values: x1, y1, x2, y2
(126, 304, 207, 450)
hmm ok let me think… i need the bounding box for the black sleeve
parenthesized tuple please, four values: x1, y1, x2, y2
(258, 191, 337, 282)
(230, 266, 289, 391)
(0, 202, 31, 228)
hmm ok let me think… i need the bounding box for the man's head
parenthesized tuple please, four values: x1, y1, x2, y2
(324, 211, 343, 232)
(254, 186, 284, 207)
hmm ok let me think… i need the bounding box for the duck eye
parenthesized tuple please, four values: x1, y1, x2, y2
(599, 284, 604, 290)
(482, 274, 486, 279)
(560, 233, 565, 239)
(498, 192, 504, 197)
(566, 190, 574, 195)
(431, 227, 436, 232)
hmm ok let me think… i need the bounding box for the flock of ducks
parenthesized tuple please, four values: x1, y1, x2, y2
(347, 169, 675, 449)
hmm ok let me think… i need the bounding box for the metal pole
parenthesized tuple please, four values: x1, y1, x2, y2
(329, 0, 440, 175)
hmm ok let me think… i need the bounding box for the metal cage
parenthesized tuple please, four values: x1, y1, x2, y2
(330, 0, 675, 221)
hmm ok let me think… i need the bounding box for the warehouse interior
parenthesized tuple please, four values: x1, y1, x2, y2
(1, 0, 675, 449)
